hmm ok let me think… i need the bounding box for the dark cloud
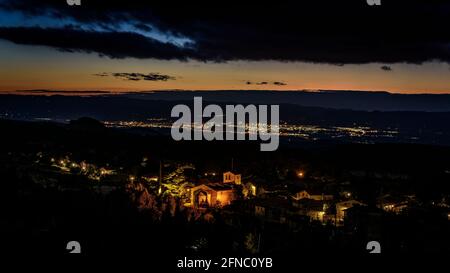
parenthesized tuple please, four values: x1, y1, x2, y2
(380, 65, 393, 71)
(93, 72, 109, 77)
(93, 72, 176, 81)
(246, 81, 287, 86)
(1, 1, 450, 64)
(0, 26, 193, 60)
(246, 82, 267, 85)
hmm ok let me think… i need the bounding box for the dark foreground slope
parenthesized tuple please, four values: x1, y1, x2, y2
(0, 119, 449, 260)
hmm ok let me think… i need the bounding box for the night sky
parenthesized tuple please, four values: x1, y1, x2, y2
(0, 0, 449, 93)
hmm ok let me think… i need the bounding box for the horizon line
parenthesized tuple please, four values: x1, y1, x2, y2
(1, 88, 450, 96)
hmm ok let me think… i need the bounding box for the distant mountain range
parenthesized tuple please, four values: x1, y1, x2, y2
(123, 90, 450, 112)
(2, 90, 450, 112)
(1, 92, 450, 146)
(1, 93, 449, 131)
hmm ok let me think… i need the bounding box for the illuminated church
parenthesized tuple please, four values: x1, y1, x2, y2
(190, 171, 241, 208)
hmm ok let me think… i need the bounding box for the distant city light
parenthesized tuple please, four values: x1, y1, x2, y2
(103, 120, 400, 142)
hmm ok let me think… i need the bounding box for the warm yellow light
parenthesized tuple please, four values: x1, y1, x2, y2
(129, 176, 135, 181)
(297, 171, 304, 178)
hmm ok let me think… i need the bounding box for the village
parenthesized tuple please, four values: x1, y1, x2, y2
(2, 115, 450, 254)
(25, 152, 450, 240)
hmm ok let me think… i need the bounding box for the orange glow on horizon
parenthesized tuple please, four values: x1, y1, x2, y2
(1, 43, 450, 95)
